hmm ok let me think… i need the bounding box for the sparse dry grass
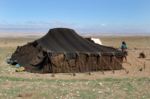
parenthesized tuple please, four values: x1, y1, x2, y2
(0, 76, 149, 99)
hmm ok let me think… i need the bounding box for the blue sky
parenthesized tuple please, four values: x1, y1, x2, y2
(0, 0, 150, 35)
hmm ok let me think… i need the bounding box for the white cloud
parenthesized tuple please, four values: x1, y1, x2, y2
(101, 24, 106, 26)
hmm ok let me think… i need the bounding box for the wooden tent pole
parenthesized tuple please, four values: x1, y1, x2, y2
(101, 55, 115, 74)
(96, 53, 104, 74)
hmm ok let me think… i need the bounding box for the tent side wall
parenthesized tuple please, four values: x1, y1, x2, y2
(10, 41, 123, 73)
(42, 53, 123, 73)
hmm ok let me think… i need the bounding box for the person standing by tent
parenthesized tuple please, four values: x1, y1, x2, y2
(121, 41, 128, 61)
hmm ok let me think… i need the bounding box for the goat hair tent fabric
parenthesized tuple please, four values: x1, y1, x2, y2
(10, 28, 124, 73)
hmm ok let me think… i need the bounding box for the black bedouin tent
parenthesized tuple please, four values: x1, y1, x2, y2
(10, 28, 124, 73)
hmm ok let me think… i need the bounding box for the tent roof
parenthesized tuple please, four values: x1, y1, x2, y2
(35, 28, 121, 55)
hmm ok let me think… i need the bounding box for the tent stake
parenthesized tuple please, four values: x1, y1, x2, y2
(51, 73, 55, 77)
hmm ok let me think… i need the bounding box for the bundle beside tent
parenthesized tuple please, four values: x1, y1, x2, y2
(10, 28, 124, 73)
(85, 37, 102, 45)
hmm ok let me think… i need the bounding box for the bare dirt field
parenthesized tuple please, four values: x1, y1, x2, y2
(0, 36, 150, 99)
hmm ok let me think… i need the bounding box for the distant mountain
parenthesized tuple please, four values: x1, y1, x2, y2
(0, 27, 150, 37)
